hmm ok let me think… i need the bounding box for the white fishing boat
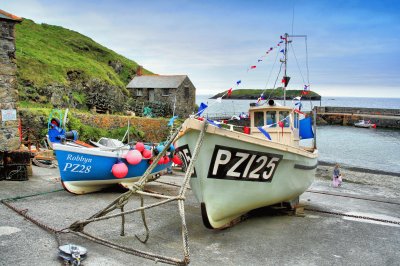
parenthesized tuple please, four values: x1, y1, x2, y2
(174, 33, 318, 229)
(354, 120, 376, 128)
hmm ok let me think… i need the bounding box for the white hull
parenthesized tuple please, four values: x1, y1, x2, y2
(176, 118, 318, 229)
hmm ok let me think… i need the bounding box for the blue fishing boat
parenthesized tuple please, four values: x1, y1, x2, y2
(53, 143, 172, 194)
(47, 109, 173, 194)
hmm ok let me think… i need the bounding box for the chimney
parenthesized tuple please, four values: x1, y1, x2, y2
(136, 65, 143, 76)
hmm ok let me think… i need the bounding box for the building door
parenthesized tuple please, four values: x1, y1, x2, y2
(148, 88, 154, 102)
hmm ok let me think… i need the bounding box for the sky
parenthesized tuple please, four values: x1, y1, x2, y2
(3, 0, 400, 98)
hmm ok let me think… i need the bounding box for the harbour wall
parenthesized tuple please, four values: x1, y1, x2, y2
(316, 106, 400, 128)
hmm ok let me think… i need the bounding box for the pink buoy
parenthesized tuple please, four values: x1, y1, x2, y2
(157, 156, 165, 165)
(142, 149, 152, 159)
(112, 161, 128, 179)
(135, 142, 145, 152)
(126, 149, 142, 165)
(163, 156, 170, 164)
(172, 155, 182, 165)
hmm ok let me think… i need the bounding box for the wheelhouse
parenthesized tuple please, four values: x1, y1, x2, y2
(249, 102, 300, 147)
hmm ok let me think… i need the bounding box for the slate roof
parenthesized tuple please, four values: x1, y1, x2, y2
(0, 9, 22, 22)
(127, 75, 187, 89)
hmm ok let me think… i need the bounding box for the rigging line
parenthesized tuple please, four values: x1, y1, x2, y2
(263, 46, 281, 92)
(305, 35, 310, 85)
(289, 42, 306, 85)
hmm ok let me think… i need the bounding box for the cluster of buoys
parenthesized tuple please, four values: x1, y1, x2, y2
(111, 141, 183, 179)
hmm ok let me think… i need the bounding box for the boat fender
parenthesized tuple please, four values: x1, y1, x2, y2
(157, 156, 165, 165)
(125, 149, 142, 165)
(163, 156, 170, 164)
(135, 142, 145, 152)
(156, 145, 165, 153)
(142, 149, 152, 159)
(172, 154, 183, 166)
(111, 159, 128, 178)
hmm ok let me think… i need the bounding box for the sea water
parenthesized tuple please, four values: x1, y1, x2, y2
(196, 95, 400, 173)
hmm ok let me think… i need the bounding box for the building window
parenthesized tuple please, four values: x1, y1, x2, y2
(136, 88, 143, 96)
(162, 88, 170, 96)
(184, 86, 190, 98)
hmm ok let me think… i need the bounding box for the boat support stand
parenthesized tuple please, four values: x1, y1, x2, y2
(67, 122, 208, 265)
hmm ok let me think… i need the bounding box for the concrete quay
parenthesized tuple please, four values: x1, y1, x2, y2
(1, 165, 399, 266)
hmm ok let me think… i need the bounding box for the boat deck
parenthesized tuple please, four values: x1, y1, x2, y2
(1, 165, 399, 265)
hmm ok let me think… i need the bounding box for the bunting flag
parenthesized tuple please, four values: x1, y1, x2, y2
(258, 59, 263, 62)
(278, 121, 284, 136)
(295, 102, 303, 110)
(280, 49, 285, 53)
(216, 97, 222, 103)
(207, 119, 221, 128)
(236, 80, 241, 85)
(227, 88, 233, 96)
(250, 65, 256, 69)
(197, 102, 208, 116)
(280, 35, 287, 41)
(294, 109, 306, 116)
(257, 126, 272, 140)
(168, 115, 178, 126)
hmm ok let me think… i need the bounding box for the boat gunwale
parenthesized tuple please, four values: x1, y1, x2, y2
(177, 118, 318, 159)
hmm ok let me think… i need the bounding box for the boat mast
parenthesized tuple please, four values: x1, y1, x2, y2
(283, 33, 289, 106)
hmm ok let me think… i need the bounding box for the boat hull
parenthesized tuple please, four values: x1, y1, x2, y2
(53, 144, 171, 194)
(175, 119, 318, 229)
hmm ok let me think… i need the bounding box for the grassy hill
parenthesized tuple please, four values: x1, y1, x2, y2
(15, 19, 151, 91)
(211, 88, 321, 100)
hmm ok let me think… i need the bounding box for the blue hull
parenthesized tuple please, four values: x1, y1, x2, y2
(53, 143, 171, 194)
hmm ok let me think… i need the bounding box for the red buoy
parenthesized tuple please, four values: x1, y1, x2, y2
(112, 161, 128, 178)
(142, 149, 152, 159)
(125, 149, 142, 165)
(135, 142, 145, 152)
(172, 155, 183, 165)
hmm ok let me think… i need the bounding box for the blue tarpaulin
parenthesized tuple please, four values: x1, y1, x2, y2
(299, 117, 314, 139)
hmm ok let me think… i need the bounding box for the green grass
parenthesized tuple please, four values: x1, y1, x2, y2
(15, 19, 152, 89)
(212, 88, 320, 99)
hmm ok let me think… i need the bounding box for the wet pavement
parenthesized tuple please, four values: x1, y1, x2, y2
(1, 165, 399, 265)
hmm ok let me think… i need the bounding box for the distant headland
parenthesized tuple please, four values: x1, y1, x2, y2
(210, 89, 321, 100)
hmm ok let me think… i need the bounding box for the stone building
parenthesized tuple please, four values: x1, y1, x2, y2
(0, 10, 22, 151)
(126, 70, 196, 118)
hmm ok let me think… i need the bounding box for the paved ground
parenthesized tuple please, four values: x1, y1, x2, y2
(0, 165, 399, 266)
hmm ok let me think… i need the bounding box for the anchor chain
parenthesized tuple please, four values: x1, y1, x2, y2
(1, 199, 69, 247)
(305, 207, 400, 225)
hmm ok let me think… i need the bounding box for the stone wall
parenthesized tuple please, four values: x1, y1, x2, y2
(0, 19, 20, 151)
(316, 106, 400, 128)
(74, 113, 171, 143)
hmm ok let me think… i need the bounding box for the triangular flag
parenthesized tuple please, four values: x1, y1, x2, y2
(257, 126, 271, 140)
(236, 80, 241, 85)
(207, 119, 221, 128)
(216, 97, 222, 103)
(250, 65, 256, 69)
(227, 88, 232, 96)
(197, 102, 208, 116)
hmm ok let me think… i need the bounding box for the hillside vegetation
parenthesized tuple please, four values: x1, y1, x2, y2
(15, 19, 150, 89)
(211, 88, 321, 100)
